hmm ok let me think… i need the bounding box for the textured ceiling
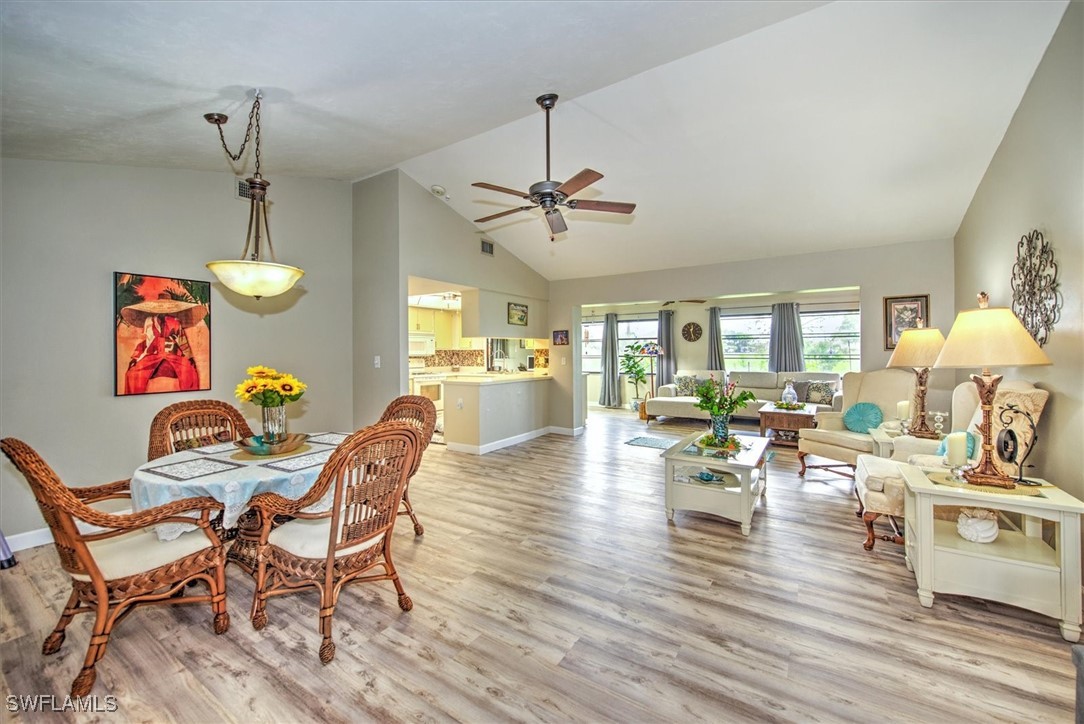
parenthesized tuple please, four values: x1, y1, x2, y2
(1, 1, 1068, 281)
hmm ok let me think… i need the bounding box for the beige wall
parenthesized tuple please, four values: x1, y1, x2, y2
(0, 158, 354, 536)
(548, 237, 957, 430)
(953, 2, 1083, 498)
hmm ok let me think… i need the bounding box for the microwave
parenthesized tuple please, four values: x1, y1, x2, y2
(408, 333, 436, 356)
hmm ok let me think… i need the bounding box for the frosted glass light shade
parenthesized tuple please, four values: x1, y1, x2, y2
(934, 307, 1050, 369)
(887, 327, 945, 368)
(206, 259, 304, 299)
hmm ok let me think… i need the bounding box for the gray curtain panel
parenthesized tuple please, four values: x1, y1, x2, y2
(769, 302, 805, 372)
(657, 310, 675, 387)
(598, 312, 622, 407)
(707, 307, 725, 370)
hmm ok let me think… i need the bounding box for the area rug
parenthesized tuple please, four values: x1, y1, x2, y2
(625, 436, 682, 449)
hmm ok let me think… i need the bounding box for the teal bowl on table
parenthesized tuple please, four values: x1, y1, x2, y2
(234, 433, 309, 456)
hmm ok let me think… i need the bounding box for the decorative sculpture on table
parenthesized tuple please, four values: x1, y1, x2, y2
(997, 403, 1039, 485)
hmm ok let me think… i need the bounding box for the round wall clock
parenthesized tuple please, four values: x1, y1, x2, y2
(682, 322, 702, 342)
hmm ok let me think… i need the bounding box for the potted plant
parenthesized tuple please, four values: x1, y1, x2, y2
(620, 344, 648, 411)
(694, 374, 757, 445)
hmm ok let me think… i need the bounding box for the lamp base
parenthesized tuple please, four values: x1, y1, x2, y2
(963, 468, 1016, 489)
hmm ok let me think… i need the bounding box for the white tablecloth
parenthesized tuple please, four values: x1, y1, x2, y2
(131, 432, 349, 540)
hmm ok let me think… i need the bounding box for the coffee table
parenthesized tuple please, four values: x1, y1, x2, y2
(661, 432, 770, 535)
(758, 402, 817, 447)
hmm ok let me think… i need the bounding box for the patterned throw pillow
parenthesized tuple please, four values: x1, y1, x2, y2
(843, 402, 883, 433)
(173, 430, 233, 451)
(675, 375, 699, 396)
(805, 381, 836, 405)
(790, 381, 810, 402)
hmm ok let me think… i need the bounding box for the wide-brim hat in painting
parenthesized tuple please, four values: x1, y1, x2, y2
(121, 292, 208, 328)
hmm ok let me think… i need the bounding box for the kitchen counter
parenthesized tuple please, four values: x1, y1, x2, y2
(443, 375, 551, 454)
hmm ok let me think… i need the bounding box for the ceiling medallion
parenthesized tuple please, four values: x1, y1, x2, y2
(1010, 229, 1060, 347)
(682, 322, 703, 342)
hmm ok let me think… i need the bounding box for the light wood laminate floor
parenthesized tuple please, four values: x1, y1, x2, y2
(2, 410, 1077, 722)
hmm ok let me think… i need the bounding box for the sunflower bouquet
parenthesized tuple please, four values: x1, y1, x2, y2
(235, 365, 307, 407)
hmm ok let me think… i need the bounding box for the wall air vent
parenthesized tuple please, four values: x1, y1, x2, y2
(234, 178, 252, 200)
(481, 239, 494, 256)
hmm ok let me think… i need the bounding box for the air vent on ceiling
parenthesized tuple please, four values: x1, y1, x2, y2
(234, 178, 251, 200)
(480, 239, 494, 256)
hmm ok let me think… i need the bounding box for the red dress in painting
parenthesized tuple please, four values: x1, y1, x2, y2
(124, 314, 200, 394)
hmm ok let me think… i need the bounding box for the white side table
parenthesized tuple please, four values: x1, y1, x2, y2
(901, 465, 1084, 641)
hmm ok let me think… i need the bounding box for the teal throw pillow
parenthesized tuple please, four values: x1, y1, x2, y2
(936, 431, 976, 458)
(675, 375, 699, 396)
(843, 402, 883, 433)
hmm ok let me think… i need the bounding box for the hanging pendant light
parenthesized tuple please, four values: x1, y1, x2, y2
(204, 90, 304, 299)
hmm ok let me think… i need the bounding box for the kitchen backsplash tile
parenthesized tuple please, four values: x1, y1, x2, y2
(421, 349, 485, 367)
(534, 348, 549, 368)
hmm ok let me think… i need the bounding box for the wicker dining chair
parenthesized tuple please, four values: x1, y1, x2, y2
(377, 395, 436, 535)
(0, 438, 230, 697)
(248, 421, 422, 664)
(147, 399, 254, 461)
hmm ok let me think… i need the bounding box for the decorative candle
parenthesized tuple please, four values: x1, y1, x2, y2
(897, 400, 911, 421)
(946, 431, 967, 467)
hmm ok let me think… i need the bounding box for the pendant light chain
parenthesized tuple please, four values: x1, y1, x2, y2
(212, 94, 262, 176)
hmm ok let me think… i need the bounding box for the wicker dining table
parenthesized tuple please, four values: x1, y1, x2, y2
(130, 432, 349, 571)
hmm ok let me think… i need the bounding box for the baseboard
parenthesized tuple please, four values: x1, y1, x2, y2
(547, 425, 583, 437)
(446, 428, 552, 455)
(7, 527, 52, 552)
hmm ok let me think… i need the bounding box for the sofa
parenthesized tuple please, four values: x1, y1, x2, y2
(645, 369, 843, 423)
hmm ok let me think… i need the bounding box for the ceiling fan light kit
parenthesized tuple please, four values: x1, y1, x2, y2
(204, 89, 304, 300)
(473, 93, 636, 241)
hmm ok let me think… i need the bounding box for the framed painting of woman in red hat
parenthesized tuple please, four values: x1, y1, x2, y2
(114, 272, 211, 396)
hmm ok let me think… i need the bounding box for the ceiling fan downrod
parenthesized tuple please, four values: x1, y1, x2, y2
(537, 93, 558, 182)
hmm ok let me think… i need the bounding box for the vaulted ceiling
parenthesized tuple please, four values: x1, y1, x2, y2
(1, 1, 1068, 280)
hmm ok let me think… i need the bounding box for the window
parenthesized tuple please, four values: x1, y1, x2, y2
(717, 307, 860, 372)
(581, 317, 658, 373)
(719, 313, 771, 371)
(801, 309, 860, 372)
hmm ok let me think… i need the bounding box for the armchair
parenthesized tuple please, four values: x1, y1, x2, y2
(798, 369, 915, 478)
(0, 438, 229, 697)
(855, 379, 1048, 550)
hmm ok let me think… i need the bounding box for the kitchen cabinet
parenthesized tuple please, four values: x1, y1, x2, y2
(408, 306, 436, 333)
(435, 309, 455, 349)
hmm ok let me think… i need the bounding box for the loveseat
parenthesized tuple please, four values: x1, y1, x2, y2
(645, 369, 842, 423)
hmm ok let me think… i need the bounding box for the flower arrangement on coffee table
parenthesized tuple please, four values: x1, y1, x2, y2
(773, 401, 805, 411)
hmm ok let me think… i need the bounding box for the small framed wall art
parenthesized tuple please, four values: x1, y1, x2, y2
(553, 330, 569, 346)
(508, 302, 528, 326)
(115, 272, 212, 396)
(883, 294, 930, 350)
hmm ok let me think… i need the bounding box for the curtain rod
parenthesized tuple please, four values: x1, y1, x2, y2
(582, 301, 855, 319)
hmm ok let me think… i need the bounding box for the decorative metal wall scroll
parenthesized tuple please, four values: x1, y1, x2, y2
(1010, 229, 1059, 346)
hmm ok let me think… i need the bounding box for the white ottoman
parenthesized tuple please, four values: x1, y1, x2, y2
(855, 454, 906, 551)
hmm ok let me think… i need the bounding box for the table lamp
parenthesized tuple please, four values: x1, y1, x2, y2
(933, 292, 1050, 488)
(886, 322, 945, 439)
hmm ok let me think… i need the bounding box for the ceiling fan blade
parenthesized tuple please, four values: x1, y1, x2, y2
(545, 209, 568, 235)
(556, 168, 603, 197)
(568, 199, 637, 214)
(472, 182, 530, 199)
(474, 206, 535, 223)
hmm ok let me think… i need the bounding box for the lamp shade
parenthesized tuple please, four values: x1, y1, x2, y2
(933, 306, 1050, 369)
(887, 327, 945, 369)
(206, 259, 304, 299)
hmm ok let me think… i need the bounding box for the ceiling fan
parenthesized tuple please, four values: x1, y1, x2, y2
(472, 94, 637, 241)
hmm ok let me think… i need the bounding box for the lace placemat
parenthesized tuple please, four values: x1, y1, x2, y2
(927, 472, 1045, 496)
(261, 448, 334, 472)
(144, 457, 246, 481)
(308, 432, 349, 446)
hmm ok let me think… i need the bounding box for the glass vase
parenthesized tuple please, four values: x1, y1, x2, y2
(710, 414, 730, 443)
(262, 404, 287, 443)
(781, 381, 799, 405)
